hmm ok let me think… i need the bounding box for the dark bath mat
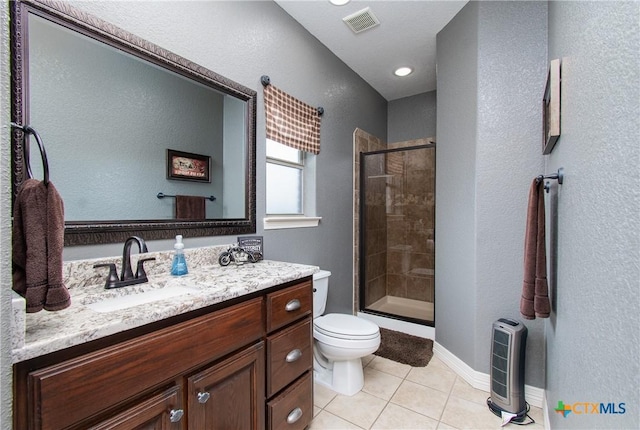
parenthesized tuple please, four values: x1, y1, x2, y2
(373, 328, 434, 367)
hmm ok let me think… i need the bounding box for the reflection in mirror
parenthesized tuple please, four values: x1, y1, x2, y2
(11, 0, 256, 245)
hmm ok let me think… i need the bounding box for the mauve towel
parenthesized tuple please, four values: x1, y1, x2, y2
(12, 179, 71, 313)
(175, 195, 205, 219)
(520, 178, 550, 319)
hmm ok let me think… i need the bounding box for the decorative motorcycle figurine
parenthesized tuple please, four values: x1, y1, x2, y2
(218, 244, 262, 266)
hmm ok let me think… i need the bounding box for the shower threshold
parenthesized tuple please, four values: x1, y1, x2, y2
(367, 295, 434, 323)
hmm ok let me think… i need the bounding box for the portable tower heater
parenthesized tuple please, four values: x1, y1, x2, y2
(487, 318, 528, 421)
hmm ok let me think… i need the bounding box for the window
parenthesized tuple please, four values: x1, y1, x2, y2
(264, 139, 320, 229)
(266, 139, 304, 215)
(262, 82, 321, 229)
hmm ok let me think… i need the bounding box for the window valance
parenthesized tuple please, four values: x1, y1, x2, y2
(263, 83, 321, 154)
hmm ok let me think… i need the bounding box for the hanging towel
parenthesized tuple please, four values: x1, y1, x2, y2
(175, 195, 205, 219)
(520, 179, 550, 319)
(12, 179, 71, 313)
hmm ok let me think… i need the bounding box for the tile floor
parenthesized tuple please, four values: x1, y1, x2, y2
(310, 354, 545, 430)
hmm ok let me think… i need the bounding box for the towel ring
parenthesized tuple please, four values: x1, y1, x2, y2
(11, 123, 50, 186)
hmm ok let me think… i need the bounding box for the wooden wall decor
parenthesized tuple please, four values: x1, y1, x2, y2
(543, 59, 561, 154)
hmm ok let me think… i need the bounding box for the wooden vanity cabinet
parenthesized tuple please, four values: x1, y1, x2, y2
(265, 280, 314, 430)
(14, 277, 314, 430)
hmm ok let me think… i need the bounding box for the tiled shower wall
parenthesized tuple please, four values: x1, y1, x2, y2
(353, 128, 435, 313)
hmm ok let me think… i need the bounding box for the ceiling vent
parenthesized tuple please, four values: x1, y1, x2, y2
(343, 7, 380, 34)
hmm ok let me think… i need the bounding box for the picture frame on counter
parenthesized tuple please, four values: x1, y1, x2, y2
(238, 236, 264, 260)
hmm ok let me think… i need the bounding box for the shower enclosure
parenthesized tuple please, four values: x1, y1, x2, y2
(359, 144, 435, 326)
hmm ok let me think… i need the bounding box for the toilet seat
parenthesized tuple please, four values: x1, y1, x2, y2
(314, 313, 379, 340)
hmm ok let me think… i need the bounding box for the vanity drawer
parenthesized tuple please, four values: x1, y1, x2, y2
(28, 298, 264, 430)
(267, 371, 313, 430)
(267, 318, 312, 397)
(266, 280, 312, 332)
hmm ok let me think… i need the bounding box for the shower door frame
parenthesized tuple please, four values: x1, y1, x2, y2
(358, 143, 436, 327)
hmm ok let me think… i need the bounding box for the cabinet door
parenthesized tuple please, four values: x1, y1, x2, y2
(90, 386, 183, 430)
(188, 342, 265, 430)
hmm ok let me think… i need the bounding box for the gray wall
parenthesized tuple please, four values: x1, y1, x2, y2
(436, 1, 547, 388)
(545, 1, 639, 429)
(388, 91, 436, 142)
(435, 1, 479, 368)
(0, 1, 387, 426)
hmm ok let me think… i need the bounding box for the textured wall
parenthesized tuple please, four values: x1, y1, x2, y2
(388, 91, 436, 143)
(474, 0, 547, 386)
(436, 1, 547, 387)
(435, 0, 479, 367)
(545, 2, 639, 429)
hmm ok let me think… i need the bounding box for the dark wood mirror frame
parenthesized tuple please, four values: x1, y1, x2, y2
(10, 0, 256, 246)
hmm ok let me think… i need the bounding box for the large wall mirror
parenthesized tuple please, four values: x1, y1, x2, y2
(10, 0, 256, 246)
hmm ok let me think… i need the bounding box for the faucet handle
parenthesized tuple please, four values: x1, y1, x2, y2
(93, 263, 119, 289)
(135, 257, 156, 281)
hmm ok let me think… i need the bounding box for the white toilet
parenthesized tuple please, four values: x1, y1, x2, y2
(312, 270, 381, 396)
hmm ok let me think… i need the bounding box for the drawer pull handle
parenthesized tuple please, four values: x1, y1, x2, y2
(197, 391, 210, 404)
(287, 407, 303, 424)
(286, 349, 302, 363)
(285, 299, 301, 312)
(169, 409, 184, 423)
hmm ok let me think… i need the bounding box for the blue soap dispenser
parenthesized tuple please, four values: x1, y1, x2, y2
(171, 235, 188, 276)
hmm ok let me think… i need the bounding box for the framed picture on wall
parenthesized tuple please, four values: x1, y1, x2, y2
(542, 59, 561, 154)
(167, 149, 211, 182)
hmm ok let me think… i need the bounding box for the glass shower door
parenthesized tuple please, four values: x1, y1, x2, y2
(359, 144, 435, 326)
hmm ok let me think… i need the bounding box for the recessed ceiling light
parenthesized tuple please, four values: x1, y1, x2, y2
(330, 0, 350, 6)
(394, 67, 413, 77)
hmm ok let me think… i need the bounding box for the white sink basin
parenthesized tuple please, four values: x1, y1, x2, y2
(85, 286, 198, 313)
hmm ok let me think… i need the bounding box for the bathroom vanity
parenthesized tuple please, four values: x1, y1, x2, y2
(12, 251, 317, 430)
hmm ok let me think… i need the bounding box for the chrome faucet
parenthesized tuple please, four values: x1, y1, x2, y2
(94, 236, 156, 289)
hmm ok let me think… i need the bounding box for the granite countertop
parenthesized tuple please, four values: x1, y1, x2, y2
(12, 257, 318, 364)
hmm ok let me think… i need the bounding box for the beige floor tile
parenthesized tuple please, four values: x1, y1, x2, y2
(440, 395, 503, 429)
(407, 363, 457, 394)
(362, 354, 376, 367)
(309, 410, 365, 430)
(372, 403, 439, 429)
(314, 406, 322, 417)
(436, 422, 459, 429)
(526, 405, 544, 424)
(362, 367, 404, 401)
(428, 356, 451, 370)
(367, 355, 412, 378)
(314, 382, 338, 408)
(325, 390, 388, 429)
(450, 376, 490, 406)
(391, 380, 449, 421)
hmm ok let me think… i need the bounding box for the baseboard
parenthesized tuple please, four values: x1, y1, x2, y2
(433, 341, 544, 409)
(543, 391, 551, 429)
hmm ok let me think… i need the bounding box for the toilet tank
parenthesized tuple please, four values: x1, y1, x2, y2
(312, 270, 331, 317)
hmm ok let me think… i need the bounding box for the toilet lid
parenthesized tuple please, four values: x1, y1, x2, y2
(314, 314, 379, 339)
